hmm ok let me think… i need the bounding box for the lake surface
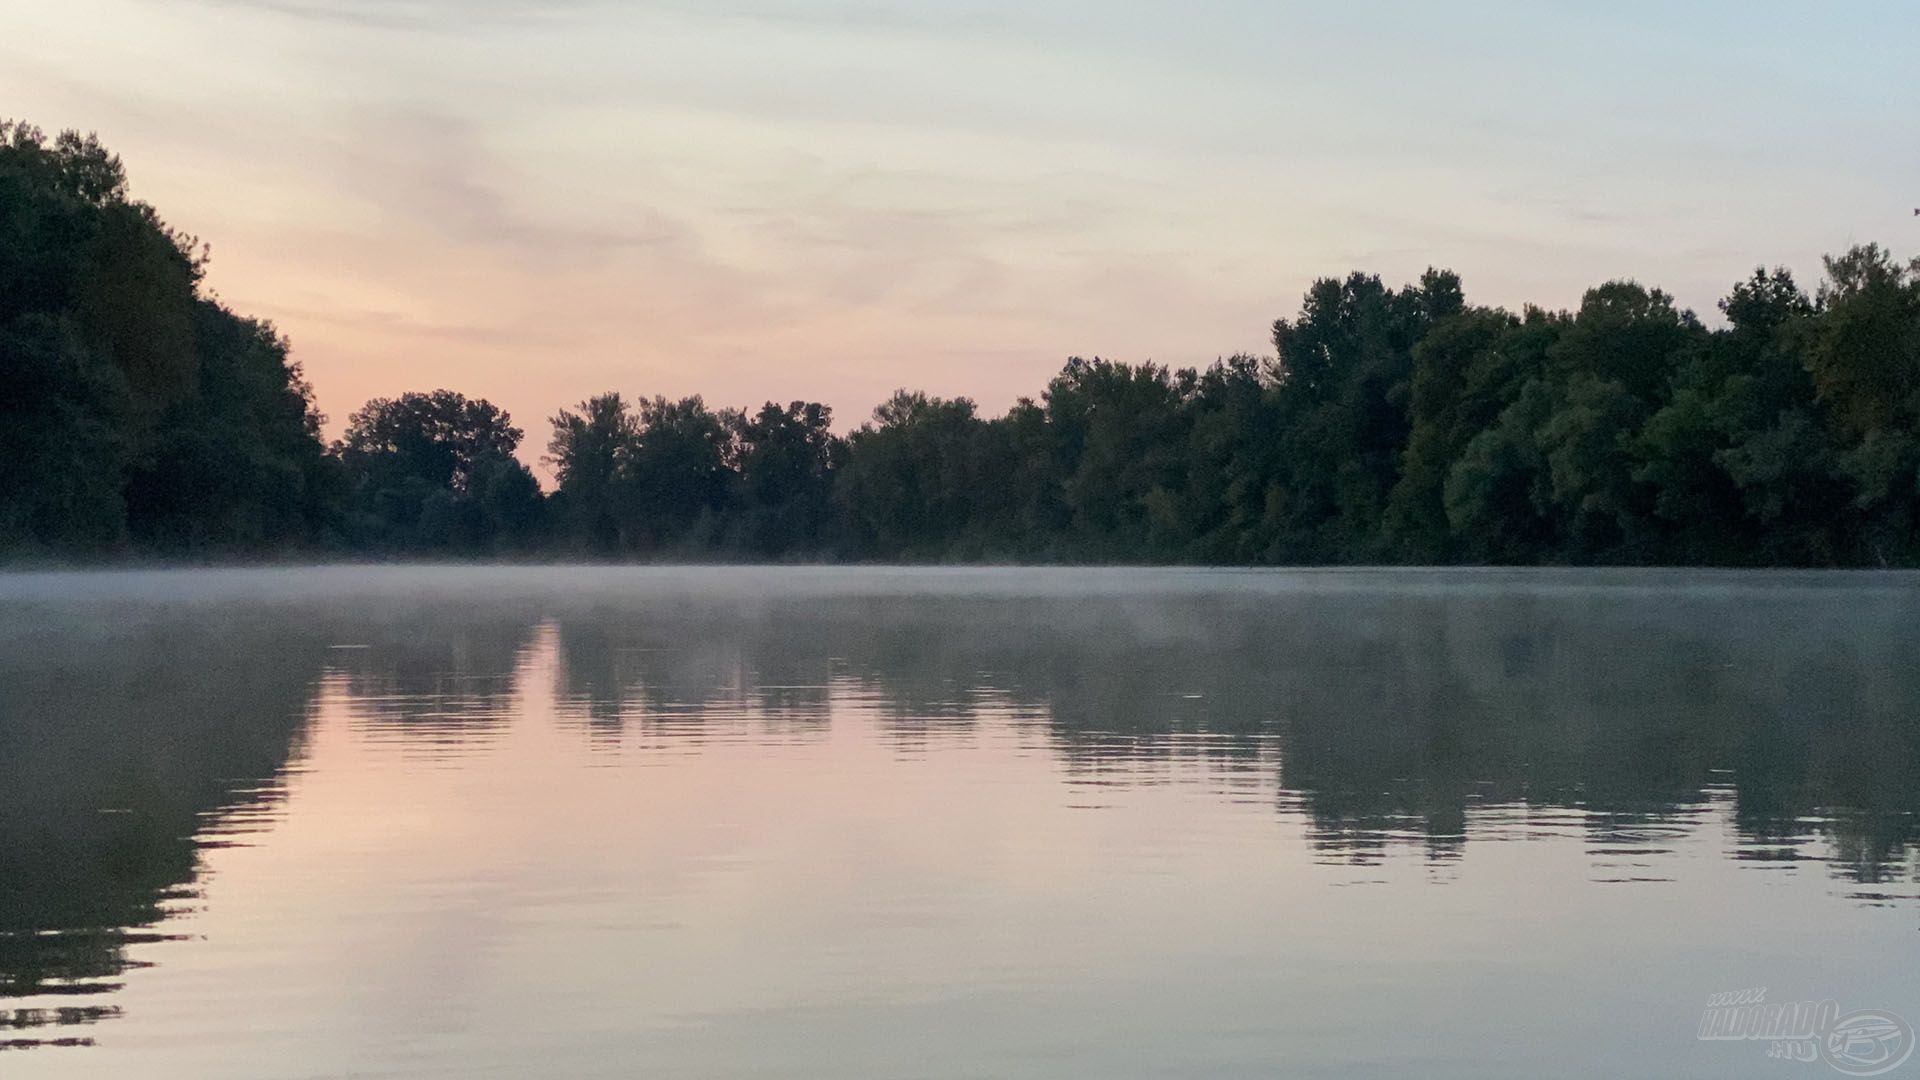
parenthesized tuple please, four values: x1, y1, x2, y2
(1, 567, 1916, 1078)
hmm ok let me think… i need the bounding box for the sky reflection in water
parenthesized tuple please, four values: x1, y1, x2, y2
(0, 567, 1916, 1078)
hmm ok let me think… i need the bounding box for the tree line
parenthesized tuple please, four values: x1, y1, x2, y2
(5, 122, 1918, 565)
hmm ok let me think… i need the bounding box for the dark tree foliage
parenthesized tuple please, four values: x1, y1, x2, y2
(836, 392, 989, 558)
(123, 301, 341, 550)
(0, 121, 334, 555)
(731, 401, 842, 557)
(545, 392, 733, 555)
(628, 395, 734, 548)
(7, 122, 1920, 567)
(336, 390, 542, 553)
(1265, 270, 1464, 561)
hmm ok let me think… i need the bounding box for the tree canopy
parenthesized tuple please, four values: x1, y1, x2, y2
(5, 123, 1919, 566)
(0, 121, 336, 554)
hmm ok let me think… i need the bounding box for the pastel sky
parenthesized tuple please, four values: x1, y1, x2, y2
(4, 0, 1916, 453)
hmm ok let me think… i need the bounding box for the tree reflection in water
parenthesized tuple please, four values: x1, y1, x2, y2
(1, 569, 1914, 1052)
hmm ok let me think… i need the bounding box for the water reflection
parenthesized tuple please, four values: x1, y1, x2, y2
(0, 609, 326, 1049)
(329, 617, 538, 758)
(0, 568, 1915, 1060)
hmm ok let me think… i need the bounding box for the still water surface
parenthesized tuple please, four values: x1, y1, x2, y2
(1, 567, 1916, 1078)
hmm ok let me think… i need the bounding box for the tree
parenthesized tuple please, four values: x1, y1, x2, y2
(1444, 377, 1557, 564)
(1385, 307, 1542, 561)
(338, 390, 532, 552)
(836, 391, 988, 558)
(1039, 357, 1193, 558)
(731, 401, 842, 556)
(122, 301, 340, 551)
(1548, 281, 1701, 404)
(1266, 269, 1462, 561)
(628, 396, 734, 551)
(0, 312, 127, 548)
(1807, 246, 1920, 562)
(9, 119, 1920, 571)
(547, 392, 639, 552)
(1806, 245, 1920, 436)
(1632, 269, 1826, 563)
(1173, 354, 1278, 563)
(0, 120, 334, 555)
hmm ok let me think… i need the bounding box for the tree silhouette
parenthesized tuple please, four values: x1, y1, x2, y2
(5, 121, 1920, 567)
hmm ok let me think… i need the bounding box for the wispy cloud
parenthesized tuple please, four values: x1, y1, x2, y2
(8, 0, 1915, 452)
(337, 109, 689, 259)
(198, 0, 598, 31)
(200, 0, 1026, 37)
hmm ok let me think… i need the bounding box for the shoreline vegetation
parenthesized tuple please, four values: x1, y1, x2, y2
(5, 123, 1919, 568)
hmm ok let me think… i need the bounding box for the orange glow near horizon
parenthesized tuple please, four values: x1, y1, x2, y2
(5, 0, 1916, 472)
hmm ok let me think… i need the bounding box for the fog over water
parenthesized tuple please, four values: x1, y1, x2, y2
(1, 567, 1916, 1078)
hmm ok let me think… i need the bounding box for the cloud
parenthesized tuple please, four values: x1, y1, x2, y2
(687, 0, 1023, 38)
(199, 0, 1026, 38)
(197, 0, 596, 31)
(232, 299, 552, 347)
(336, 109, 690, 261)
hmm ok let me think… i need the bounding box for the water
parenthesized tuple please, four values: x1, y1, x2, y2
(1, 567, 1916, 1078)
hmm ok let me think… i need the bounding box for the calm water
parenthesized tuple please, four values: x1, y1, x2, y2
(1, 567, 1916, 1078)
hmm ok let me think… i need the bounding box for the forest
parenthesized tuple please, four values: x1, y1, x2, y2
(5, 123, 1918, 566)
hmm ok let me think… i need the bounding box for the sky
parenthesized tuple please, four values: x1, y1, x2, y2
(3, 0, 1917, 456)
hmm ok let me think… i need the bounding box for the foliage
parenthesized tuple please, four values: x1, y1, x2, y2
(0, 121, 331, 555)
(7, 122, 1920, 567)
(544, 392, 733, 555)
(336, 390, 540, 553)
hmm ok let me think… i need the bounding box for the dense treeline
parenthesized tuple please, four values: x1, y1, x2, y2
(5, 123, 1918, 565)
(1, 122, 341, 551)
